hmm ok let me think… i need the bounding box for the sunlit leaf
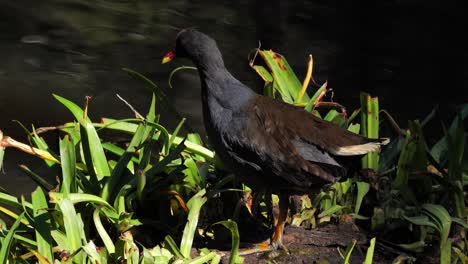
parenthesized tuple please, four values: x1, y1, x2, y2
(257, 50, 309, 103)
(57, 199, 85, 262)
(180, 189, 207, 259)
(54, 94, 110, 179)
(32, 187, 53, 264)
(214, 220, 242, 264)
(60, 135, 77, 194)
(93, 208, 115, 253)
(360, 93, 380, 170)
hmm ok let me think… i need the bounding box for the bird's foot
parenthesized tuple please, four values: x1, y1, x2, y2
(271, 239, 290, 254)
(238, 242, 273, 255)
(238, 239, 290, 256)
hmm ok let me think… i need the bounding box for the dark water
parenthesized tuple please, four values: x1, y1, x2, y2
(1, 1, 467, 195)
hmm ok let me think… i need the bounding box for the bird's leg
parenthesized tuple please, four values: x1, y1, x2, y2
(238, 192, 290, 256)
(244, 190, 261, 216)
(271, 192, 290, 252)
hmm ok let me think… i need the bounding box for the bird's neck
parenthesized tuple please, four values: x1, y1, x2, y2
(199, 67, 255, 112)
(192, 48, 225, 72)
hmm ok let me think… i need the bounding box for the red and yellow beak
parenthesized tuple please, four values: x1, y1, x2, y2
(162, 51, 176, 64)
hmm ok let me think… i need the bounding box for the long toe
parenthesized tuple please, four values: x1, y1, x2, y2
(238, 242, 274, 256)
(271, 238, 290, 254)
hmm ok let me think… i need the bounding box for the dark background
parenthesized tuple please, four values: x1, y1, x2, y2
(1, 0, 467, 194)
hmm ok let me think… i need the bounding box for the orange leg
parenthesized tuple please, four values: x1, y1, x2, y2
(271, 192, 289, 251)
(238, 192, 290, 255)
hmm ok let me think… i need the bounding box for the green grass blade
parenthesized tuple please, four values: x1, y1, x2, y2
(342, 239, 357, 264)
(32, 187, 53, 264)
(20, 195, 34, 225)
(251, 65, 285, 100)
(184, 158, 202, 189)
(347, 109, 361, 125)
(93, 208, 115, 254)
(364, 237, 376, 264)
(453, 247, 468, 263)
(53, 94, 89, 123)
(145, 138, 186, 177)
(50, 230, 69, 252)
(214, 220, 242, 264)
(452, 217, 468, 229)
(378, 136, 405, 172)
(100, 118, 214, 160)
(403, 215, 438, 230)
(355, 182, 370, 215)
(82, 241, 106, 264)
(394, 121, 427, 189)
(149, 122, 170, 156)
(31, 128, 57, 167)
(80, 119, 110, 180)
(430, 104, 468, 164)
(136, 169, 146, 202)
(146, 93, 157, 123)
(60, 135, 77, 194)
(263, 81, 275, 98)
(0, 192, 33, 210)
(101, 123, 145, 202)
(258, 50, 308, 103)
(13, 233, 37, 248)
(422, 204, 451, 244)
(180, 189, 207, 259)
(169, 118, 186, 148)
(347, 123, 360, 134)
(318, 204, 343, 218)
(138, 130, 157, 171)
(117, 231, 139, 263)
(445, 115, 466, 218)
(360, 93, 380, 170)
(0, 212, 24, 263)
(324, 109, 339, 122)
(54, 94, 110, 179)
(440, 238, 452, 264)
(101, 149, 134, 203)
(101, 142, 139, 163)
(18, 165, 54, 191)
(58, 199, 85, 262)
(397, 241, 426, 252)
(50, 192, 114, 210)
(304, 82, 327, 112)
(164, 235, 185, 260)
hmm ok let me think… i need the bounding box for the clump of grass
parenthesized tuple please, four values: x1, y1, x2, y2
(0, 48, 466, 264)
(251, 49, 468, 263)
(0, 90, 241, 263)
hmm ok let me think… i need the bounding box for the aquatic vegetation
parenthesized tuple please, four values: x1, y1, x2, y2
(0, 50, 465, 263)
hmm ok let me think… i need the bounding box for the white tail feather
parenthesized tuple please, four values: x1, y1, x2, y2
(331, 138, 390, 156)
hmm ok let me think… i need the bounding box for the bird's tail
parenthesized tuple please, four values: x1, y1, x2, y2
(332, 137, 390, 156)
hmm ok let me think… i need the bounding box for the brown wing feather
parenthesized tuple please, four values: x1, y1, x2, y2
(235, 97, 341, 184)
(252, 96, 387, 155)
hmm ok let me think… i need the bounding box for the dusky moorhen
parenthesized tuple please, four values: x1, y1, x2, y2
(162, 29, 388, 252)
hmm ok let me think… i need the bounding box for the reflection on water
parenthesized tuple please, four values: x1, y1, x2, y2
(0, 1, 466, 195)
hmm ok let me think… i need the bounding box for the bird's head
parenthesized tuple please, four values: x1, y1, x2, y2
(162, 29, 223, 67)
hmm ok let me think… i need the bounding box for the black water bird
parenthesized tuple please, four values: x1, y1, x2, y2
(163, 29, 388, 251)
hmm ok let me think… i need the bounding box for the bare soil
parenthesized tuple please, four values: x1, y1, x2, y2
(216, 224, 438, 264)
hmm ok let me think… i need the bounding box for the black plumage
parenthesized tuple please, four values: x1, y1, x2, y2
(163, 29, 388, 250)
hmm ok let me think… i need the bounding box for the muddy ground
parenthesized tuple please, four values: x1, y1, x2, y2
(215, 224, 438, 264)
